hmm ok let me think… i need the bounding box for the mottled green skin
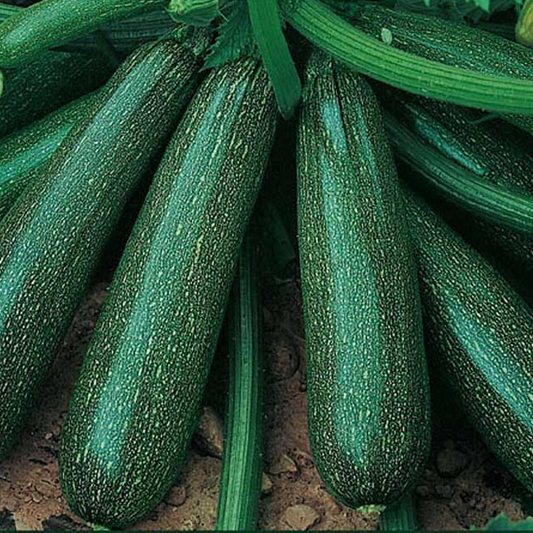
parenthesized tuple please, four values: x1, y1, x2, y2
(0, 91, 99, 219)
(353, 5, 533, 132)
(297, 59, 430, 509)
(0, 39, 201, 461)
(405, 190, 533, 493)
(59, 59, 277, 529)
(0, 51, 113, 138)
(354, 5, 533, 81)
(381, 89, 533, 278)
(0, 0, 167, 67)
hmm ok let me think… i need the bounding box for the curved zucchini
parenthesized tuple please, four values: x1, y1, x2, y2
(380, 89, 533, 278)
(59, 58, 277, 529)
(404, 189, 533, 494)
(0, 0, 167, 67)
(0, 50, 113, 138)
(0, 38, 203, 461)
(0, 90, 99, 219)
(297, 56, 430, 509)
(352, 5, 533, 131)
(216, 230, 263, 531)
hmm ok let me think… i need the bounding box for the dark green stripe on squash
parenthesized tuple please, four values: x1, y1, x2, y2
(0, 38, 202, 461)
(404, 189, 533, 495)
(297, 55, 430, 510)
(59, 57, 277, 529)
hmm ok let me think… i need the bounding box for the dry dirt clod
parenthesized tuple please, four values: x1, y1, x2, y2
(434, 485, 454, 499)
(165, 485, 187, 507)
(416, 485, 432, 499)
(282, 504, 320, 530)
(268, 453, 298, 475)
(193, 406, 224, 459)
(261, 473, 274, 496)
(266, 332, 299, 382)
(436, 448, 468, 478)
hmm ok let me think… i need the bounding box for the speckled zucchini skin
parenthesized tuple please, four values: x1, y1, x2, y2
(381, 89, 533, 279)
(0, 51, 113, 138)
(405, 189, 533, 493)
(59, 58, 277, 529)
(0, 0, 167, 67)
(0, 91, 99, 219)
(0, 39, 202, 461)
(297, 57, 430, 509)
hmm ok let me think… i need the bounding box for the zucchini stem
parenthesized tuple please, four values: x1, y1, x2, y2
(248, 0, 301, 119)
(379, 493, 418, 531)
(216, 230, 263, 531)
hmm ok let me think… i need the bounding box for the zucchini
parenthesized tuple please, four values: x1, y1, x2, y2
(0, 37, 203, 461)
(216, 229, 263, 531)
(383, 109, 533, 235)
(59, 57, 277, 529)
(380, 89, 533, 279)
(0, 90, 99, 219)
(0, 50, 113, 138)
(0, 0, 167, 67)
(404, 188, 533, 495)
(297, 56, 430, 510)
(352, 5, 533, 130)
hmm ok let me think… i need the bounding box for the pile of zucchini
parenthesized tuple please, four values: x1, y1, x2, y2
(1, 0, 533, 529)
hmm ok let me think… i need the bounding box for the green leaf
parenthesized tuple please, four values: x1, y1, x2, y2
(247, 0, 301, 119)
(473, 513, 533, 531)
(204, 0, 256, 69)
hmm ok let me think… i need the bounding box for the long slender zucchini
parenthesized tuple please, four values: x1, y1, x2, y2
(59, 57, 277, 529)
(352, 5, 533, 130)
(384, 110, 533, 235)
(0, 50, 113, 138)
(216, 229, 263, 532)
(297, 55, 430, 510)
(404, 188, 533, 495)
(380, 89, 533, 278)
(0, 90, 99, 219)
(0, 0, 167, 67)
(0, 37, 203, 462)
(0, 4, 176, 55)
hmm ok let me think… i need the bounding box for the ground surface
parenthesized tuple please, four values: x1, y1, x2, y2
(0, 272, 530, 531)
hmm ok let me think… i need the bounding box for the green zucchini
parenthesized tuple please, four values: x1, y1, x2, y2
(352, 5, 533, 131)
(383, 108, 533, 235)
(404, 188, 533, 495)
(297, 56, 430, 510)
(0, 4, 176, 55)
(0, 0, 167, 67)
(353, 5, 533, 81)
(59, 57, 277, 529)
(0, 90, 99, 219)
(0, 50, 113, 138)
(0, 37, 203, 461)
(216, 229, 263, 531)
(380, 89, 533, 279)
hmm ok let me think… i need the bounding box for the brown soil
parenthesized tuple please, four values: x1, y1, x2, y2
(0, 271, 530, 531)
